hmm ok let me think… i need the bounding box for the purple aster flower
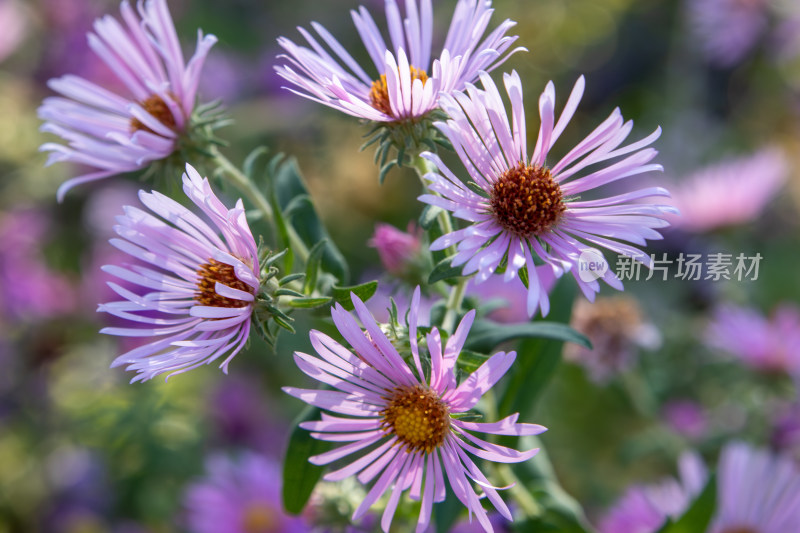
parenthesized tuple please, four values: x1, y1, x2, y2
(38, 0, 217, 201)
(99, 164, 260, 382)
(705, 303, 800, 375)
(687, 0, 769, 67)
(598, 452, 707, 533)
(275, 0, 523, 122)
(420, 71, 675, 317)
(711, 442, 800, 533)
(183, 452, 307, 533)
(668, 148, 787, 233)
(284, 287, 546, 532)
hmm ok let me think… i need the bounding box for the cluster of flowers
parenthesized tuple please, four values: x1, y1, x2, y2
(35, 0, 723, 531)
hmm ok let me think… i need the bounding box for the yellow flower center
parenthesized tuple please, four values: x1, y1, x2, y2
(369, 65, 429, 118)
(195, 259, 253, 308)
(130, 93, 178, 133)
(242, 503, 279, 533)
(381, 385, 449, 453)
(490, 162, 566, 237)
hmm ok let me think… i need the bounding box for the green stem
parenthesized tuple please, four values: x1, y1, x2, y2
(411, 155, 467, 333)
(211, 148, 310, 264)
(442, 277, 468, 333)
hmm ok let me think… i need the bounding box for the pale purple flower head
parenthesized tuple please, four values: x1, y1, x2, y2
(687, 0, 770, 67)
(598, 452, 708, 533)
(663, 400, 709, 440)
(275, 0, 523, 123)
(669, 148, 788, 233)
(419, 71, 675, 318)
(183, 452, 307, 533)
(284, 287, 546, 532)
(710, 442, 800, 533)
(597, 487, 670, 533)
(38, 0, 217, 201)
(368, 222, 422, 275)
(706, 303, 800, 375)
(99, 164, 260, 382)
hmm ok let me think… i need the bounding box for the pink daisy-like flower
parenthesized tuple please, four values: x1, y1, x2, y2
(668, 148, 787, 233)
(183, 452, 307, 533)
(705, 303, 800, 375)
(598, 452, 707, 533)
(284, 287, 546, 533)
(419, 71, 675, 317)
(687, 0, 770, 67)
(275, 0, 522, 123)
(38, 0, 217, 201)
(99, 163, 260, 382)
(711, 442, 800, 533)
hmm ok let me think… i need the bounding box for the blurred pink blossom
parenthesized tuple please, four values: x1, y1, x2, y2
(565, 297, 661, 384)
(668, 148, 787, 232)
(183, 453, 307, 533)
(0, 208, 75, 322)
(706, 303, 800, 375)
(662, 400, 709, 440)
(0, 0, 28, 63)
(368, 222, 422, 276)
(687, 0, 770, 67)
(598, 452, 707, 533)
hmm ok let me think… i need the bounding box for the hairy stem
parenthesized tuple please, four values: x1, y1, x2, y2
(411, 155, 468, 333)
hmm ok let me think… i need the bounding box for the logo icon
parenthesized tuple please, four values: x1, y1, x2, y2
(578, 249, 609, 282)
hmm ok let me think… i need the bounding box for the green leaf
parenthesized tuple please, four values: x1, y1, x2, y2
(434, 487, 463, 533)
(506, 436, 595, 533)
(657, 475, 717, 533)
(519, 264, 529, 289)
(304, 240, 327, 294)
(428, 257, 462, 284)
(466, 181, 490, 198)
(464, 320, 590, 354)
(279, 273, 305, 285)
(331, 281, 379, 311)
(271, 155, 349, 282)
(497, 280, 579, 419)
(419, 204, 443, 231)
(243, 146, 269, 179)
(456, 349, 491, 373)
(288, 297, 333, 309)
(282, 406, 331, 515)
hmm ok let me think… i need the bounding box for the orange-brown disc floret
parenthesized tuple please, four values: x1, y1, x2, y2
(381, 385, 450, 453)
(195, 259, 253, 309)
(369, 66, 429, 117)
(489, 162, 566, 237)
(130, 93, 178, 134)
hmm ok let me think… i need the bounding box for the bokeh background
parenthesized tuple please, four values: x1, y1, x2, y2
(1, 0, 799, 531)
